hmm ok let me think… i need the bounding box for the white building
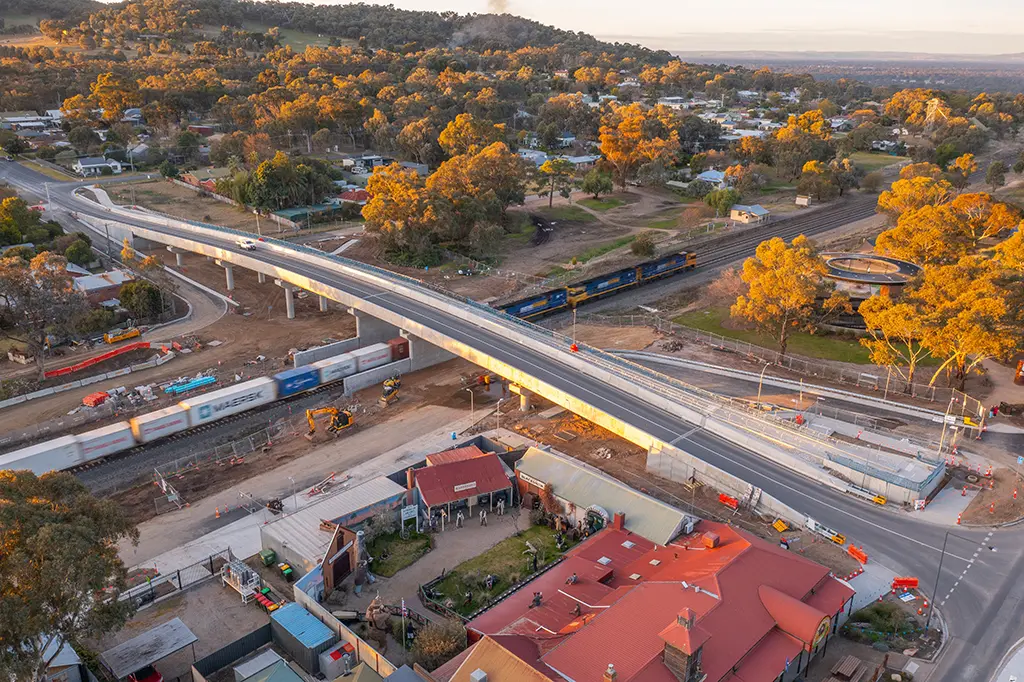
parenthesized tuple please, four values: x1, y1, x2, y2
(72, 157, 123, 177)
(730, 204, 771, 224)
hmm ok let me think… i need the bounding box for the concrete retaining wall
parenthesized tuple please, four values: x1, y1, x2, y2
(343, 359, 411, 396)
(293, 338, 361, 367)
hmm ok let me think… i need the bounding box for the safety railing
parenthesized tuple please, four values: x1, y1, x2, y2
(88, 194, 939, 488)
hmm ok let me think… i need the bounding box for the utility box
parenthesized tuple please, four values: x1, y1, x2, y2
(318, 641, 355, 680)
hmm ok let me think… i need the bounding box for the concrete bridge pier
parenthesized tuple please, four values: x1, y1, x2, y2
(348, 308, 400, 345)
(166, 246, 186, 266)
(319, 295, 329, 312)
(275, 279, 297, 319)
(257, 272, 267, 284)
(514, 385, 533, 411)
(400, 330, 455, 371)
(215, 260, 234, 291)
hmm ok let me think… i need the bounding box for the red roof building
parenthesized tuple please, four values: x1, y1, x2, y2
(412, 453, 513, 515)
(425, 445, 488, 467)
(456, 519, 854, 682)
(340, 189, 370, 204)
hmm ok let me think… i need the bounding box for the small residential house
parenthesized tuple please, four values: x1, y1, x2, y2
(339, 189, 369, 205)
(186, 124, 215, 136)
(731, 204, 771, 224)
(72, 157, 123, 177)
(180, 167, 232, 192)
(72, 269, 134, 306)
(518, 149, 550, 167)
(695, 169, 726, 187)
(557, 154, 601, 170)
(42, 638, 85, 682)
(121, 108, 143, 125)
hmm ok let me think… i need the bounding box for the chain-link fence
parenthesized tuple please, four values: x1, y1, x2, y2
(152, 417, 295, 483)
(578, 312, 986, 420)
(120, 548, 234, 607)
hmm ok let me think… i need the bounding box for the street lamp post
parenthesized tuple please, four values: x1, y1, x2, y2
(756, 362, 771, 409)
(496, 398, 506, 432)
(288, 476, 297, 510)
(464, 387, 474, 418)
(253, 211, 261, 236)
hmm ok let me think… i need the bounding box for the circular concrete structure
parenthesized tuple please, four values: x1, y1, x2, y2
(820, 252, 921, 285)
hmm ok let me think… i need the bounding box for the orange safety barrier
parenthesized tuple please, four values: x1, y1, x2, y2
(44, 342, 151, 379)
(891, 577, 919, 590)
(847, 546, 869, 564)
(718, 493, 740, 510)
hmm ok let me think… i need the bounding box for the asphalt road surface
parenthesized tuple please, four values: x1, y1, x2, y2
(1, 162, 1019, 682)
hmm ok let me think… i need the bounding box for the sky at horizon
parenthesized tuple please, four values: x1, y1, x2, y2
(313, 0, 1024, 54)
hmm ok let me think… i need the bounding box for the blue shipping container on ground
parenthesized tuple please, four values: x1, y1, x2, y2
(270, 602, 337, 673)
(274, 366, 322, 398)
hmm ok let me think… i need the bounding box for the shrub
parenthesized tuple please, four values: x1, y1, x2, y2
(411, 620, 466, 670)
(631, 232, 656, 258)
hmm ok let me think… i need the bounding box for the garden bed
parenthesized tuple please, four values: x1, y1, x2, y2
(366, 531, 433, 577)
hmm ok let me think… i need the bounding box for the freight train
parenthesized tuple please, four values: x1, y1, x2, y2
(498, 251, 697, 321)
(0, 338, 411, 476)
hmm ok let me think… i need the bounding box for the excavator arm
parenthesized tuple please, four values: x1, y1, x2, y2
(305, 407, 354, 440)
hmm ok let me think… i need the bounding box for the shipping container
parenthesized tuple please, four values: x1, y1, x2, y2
(349, 343, 392, 372)
(77, 422, 136, 461)
(387, 337, 410, 361)
(270, 603, 338, 674)
(130, 405, 190, 443)
(274, 366, 322, 398)
(180, 377, 277, 428)
(311, 354, 357, 385)
(0, 435, 82, 475)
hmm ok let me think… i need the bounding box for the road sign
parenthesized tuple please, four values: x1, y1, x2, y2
(401, 505, 418, 522)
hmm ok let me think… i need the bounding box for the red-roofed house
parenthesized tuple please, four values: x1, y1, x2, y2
(455, 520, 854, 682)
(340, 189, 370, 205)
(411, 453, 513, 520)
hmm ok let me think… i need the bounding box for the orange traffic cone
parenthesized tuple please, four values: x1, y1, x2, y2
(990, 503, 995, 514)
(215, 506, 221, 518)
(957, 513, 962, 525)
(962, 486, 967, 496)
(1015, 489, 1018, 500)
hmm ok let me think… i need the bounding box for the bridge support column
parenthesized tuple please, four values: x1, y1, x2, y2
(519, 388, 533, 412)
(257, 272, 266, 284)
(348, 308, 400, 345)
(319, 296, 329, 312)
(400, 330, 455, 372)
(166, 246, 186, 266)
(215, 260, 234, 291)
(275, 280, 296, 319)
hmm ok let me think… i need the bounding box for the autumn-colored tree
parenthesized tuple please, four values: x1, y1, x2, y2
(734, 136, 771, 164)
(947, 193, 1021, 247)
(877, 176, 954, 219)
(885, 89, 943, 126)
(0, 253, 89, 380)
(858, 295, 932, 390)
(914, 257, 1019, 389)
(875, 204, 972, 266)
(538, 158, 576, 208)
(362, 163, 438, 257)
(462, 142, 530, 224)
(829, 158, 863, 196)
(89, 72, 140, 123)
(797, 160, 839, 202)
(396, 119, 439, 166)
(899, 162, 944, 180)
(59, 94, 96, 127)
(363, 108, 394, 151)
(599, 103, 679, 190)
(731, 235, 852, 357)
(0, 470, 139, 682)
(994, 229, 1024, 272)
(947, 153, 978, 189)
(438, 113, 504, 157)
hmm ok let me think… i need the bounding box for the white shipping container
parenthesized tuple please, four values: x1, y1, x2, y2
(0, 435, 81, 475)
(180, 377, 277, 427)
(312, 353, 357, 384)
(77, 422, 136, 460)
(349, 343, 392, 372)
(130, 405, 190, 443)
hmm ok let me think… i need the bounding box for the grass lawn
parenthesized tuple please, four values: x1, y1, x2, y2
(502, 218, 536, 246)
(238, 21, 353, 50)
(537, 205, 596, 223)
(365, 531, 432, 578)
(850, 151, 911, 173)
(578, 197, 625, 212)
(431, 525, 566, 616)
(674, 306, 874, 364)
(647, 216, 680, 230)
(0, 12, 43, 26)
(549, 235, 637, 276)
(19, 159, 75, 181)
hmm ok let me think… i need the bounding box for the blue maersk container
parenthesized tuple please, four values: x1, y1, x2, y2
(273, 366, 321, 398)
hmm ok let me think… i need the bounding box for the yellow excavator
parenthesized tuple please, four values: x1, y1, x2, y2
(378, 376, 401, 407)
(305, 407, 354, 441)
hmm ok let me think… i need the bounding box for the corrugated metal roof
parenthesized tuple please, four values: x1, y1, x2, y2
(260, 476, 405, 568)
(415, 454, 512, 507)
(99, 618, 197, 679)
(233, 649, 283, 679)
(242, 660, 304, 682)
(271, 604, 335, 648)
(515, 448, 688, 544)
(425, 445, 486, 466)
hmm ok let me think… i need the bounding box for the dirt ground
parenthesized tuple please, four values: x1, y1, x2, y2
(109, 358, 480, 523)
(0, 248, 357, 435)
(558, 323, 662, 350)
(502, 403, 860, 576)
(109, 180, 276, 235)
(960, 467, 1024, 524)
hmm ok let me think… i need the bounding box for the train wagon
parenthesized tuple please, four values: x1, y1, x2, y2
(274, 366, 322, 398)
(498, 289, 569, 320)
(0, 435, 82, 475)
(311, 353, 358, 384)
(567, 267, 638, 306)
(77, 422, 136, 460)
(180, 377, 277, 428)
(130, 406, 190, 444)
(638, 251, 696, 281)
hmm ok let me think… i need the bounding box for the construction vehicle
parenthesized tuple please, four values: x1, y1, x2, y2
(379, 376, 401, 407)
(304, 407, 354, 440)
(104, 327, 141, 344)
